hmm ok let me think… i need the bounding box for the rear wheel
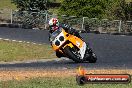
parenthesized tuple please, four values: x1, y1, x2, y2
(88, 53, 97, 63)
(63, 46, 84, 63)
(84, 48, 97, 63)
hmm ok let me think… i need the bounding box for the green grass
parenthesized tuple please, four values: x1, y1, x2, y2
(0, 40, 56, 62)
(0, 0, 16, 22)
(0, 77, 131, 88)
(0, 0, 16, 9)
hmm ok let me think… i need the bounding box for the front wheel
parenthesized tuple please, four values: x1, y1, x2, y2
(63, 46, 84, 63)
(56, 51, 64, 58)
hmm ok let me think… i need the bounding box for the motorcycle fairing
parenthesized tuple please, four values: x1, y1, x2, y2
(78, 42, 87, 59)
(51, 28, 87, 59)
(68, 35, 86, 59)
(51, 29, 67, 50)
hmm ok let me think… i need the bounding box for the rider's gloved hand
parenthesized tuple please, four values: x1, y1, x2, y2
(69, 28, 76, 34)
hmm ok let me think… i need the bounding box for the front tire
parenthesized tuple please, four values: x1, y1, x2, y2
(56, 51, 64, 58)
(63, 46, 84, 63)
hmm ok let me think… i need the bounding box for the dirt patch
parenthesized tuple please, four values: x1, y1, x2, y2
(0, 70, 75, 81)
(0, 69, 132, 81)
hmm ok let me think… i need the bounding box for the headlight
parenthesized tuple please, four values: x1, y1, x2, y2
(55, 40, 60, 46)
(59, 36, 64, 41)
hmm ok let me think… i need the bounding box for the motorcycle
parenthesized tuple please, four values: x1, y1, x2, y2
(49, 27, 97, 63)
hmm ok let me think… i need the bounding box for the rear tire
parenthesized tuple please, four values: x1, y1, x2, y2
(88, 53, 97, 63)
(84, 48, 97, 63)
(63, 46, 84, 63)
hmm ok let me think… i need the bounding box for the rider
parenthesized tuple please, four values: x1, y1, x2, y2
(48, 18, 82, 39)
(48, 18, 94, 59)
(48, 18, 84, 58)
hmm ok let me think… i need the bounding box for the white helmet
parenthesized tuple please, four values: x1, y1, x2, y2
(49, 18, 59, 28)
(48, 18, 59, 31)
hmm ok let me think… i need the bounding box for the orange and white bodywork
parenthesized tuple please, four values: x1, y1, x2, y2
(50, 28, 87, 59)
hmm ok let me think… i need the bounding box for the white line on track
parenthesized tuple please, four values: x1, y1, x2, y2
(33, 43, 36, 44)
(26, 42, 30, 43)
(18, 41, 23, 43)
(0, 38, 43, 45)
(12, 40, 16, 42)
(4, 39, 9, 41)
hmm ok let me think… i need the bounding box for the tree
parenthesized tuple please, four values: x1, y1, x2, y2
(114, 0, 132, 20)
(105, 0, 132, 20)
(59, 0, 108, 18)
(11, 0, 48, 11)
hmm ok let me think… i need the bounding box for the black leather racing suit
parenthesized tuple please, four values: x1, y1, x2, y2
(49, 24, 82, 39)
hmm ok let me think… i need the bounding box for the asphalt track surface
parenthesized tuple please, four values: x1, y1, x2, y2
(0, 27, 132, 69)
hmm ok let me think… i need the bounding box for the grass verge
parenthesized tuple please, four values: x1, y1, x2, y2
(0, 76, 131, 88)
(0, 40, 56, 62)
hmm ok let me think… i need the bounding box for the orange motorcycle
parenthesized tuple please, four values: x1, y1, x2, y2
(49, 27, 97, 63)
